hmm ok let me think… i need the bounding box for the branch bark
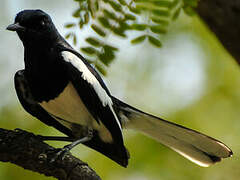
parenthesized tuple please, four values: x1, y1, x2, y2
(0, 128, 101, 180)
(196, 0, 240, 64)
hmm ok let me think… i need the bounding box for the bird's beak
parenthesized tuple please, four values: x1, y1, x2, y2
(6, 22, 25, 32)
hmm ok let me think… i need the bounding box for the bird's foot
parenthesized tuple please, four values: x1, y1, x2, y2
(43, 131, 93, 163)
(46, 146, 71, 163)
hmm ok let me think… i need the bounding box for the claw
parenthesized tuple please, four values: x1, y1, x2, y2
(43, 131, 93, 163)
(55, 147, 70, 161)
(45, 147, 70, 163)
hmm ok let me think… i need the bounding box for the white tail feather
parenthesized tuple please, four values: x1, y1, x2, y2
(114, 100, 232, 167)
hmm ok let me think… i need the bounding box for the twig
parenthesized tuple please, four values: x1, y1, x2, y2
(0, 128, 101, 180)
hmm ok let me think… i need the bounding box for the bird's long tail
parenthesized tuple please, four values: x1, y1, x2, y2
(112, 97, 232, 167)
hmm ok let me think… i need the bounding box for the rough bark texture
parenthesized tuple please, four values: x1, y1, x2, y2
(0, 128, 101, 180)
(196, 0, 240, 64)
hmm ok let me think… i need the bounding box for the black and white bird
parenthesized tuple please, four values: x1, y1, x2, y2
(7, 9, 232, 167)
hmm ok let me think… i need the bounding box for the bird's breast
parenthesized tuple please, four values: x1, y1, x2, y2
(39, 82, 93, 127)
(39, 82, 114, 143)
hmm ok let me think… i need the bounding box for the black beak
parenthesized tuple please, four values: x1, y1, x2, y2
(6, 22, 25, 32)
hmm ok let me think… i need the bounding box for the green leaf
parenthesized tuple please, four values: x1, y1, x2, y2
(124, 13, 136, 20)
(103, 44, 118, 51)
(99, 54, 113, 66)
(150, 25, 167, 34)
(119, 21, 130, 30)
(94, 0, 99, 11)
(172, 8, 181, 20)
(131, 35, 147, 44)
(118, 0, 127, 6)
(73, 8, 81, 18)
(91, 24, 106, 37)
(65, 33, 72, 39)
(130, 24, 147, 31)
(108, 0, 122, 12)
(84, 12, 89, 24)
(152, 9, 170, 17)
(112, 27, 126, 37)
(98, 48, 115, 66)
(64, 23, 76, 28)
(85, 37, 102, 47)
(103, 9, 118, 20)
(87, 0, 94, 17)
(169, 0, 180, 9)
(95, 63, 107, 76)
(98, 17, 111, 28)
(129, 7, 141, 14)
(73, 34, 77, 45)
(148, 36, 162, 47)
(79, 20, 84, 29)
(151, 17, 169, 26)
(81, 47, 97, 55)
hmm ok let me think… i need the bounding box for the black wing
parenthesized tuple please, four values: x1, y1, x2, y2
(14, 70, 74, 137)
(60, 49, 124, 146)
(15, 69, 129, 167)
(60, 48, 129, 166)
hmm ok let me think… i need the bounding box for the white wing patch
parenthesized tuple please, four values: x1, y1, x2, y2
(61, 51, 122, 131)
(62, 51, 111, 107)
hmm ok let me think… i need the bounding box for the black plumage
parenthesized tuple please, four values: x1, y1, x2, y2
(7, 9, 232, 168)
(9, 9, 128, 166)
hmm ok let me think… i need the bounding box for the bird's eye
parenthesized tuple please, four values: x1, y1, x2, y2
(40, 20, 45, 26)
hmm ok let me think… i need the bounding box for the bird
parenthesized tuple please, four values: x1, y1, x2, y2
(7, 9, 232, 168)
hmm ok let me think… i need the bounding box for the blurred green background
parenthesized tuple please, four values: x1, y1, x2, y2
(1, 0, 240, 180)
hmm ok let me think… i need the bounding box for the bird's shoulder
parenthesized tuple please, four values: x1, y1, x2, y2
(56, 41, 111, 95)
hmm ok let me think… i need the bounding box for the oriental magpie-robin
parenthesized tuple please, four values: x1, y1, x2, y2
(7, 9, 232, 167)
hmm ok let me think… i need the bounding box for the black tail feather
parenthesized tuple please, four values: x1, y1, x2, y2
(83, 130, 129, 167)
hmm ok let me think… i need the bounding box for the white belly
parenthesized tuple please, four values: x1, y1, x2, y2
(40, 82, 93, 127)
(39, 82, 113, 142)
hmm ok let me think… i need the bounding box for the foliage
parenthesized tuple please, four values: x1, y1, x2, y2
(65, 0, 198, 75)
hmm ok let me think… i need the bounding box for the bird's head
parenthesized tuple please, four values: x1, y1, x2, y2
(7, 9, 59, 46)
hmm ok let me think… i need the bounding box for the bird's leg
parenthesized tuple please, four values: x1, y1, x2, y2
(61, 129, 93, 152)
(47, 129, 93, 163)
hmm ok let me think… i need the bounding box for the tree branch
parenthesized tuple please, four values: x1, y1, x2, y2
(0, 128, 101, 180)
(196, 0, 240, 64)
